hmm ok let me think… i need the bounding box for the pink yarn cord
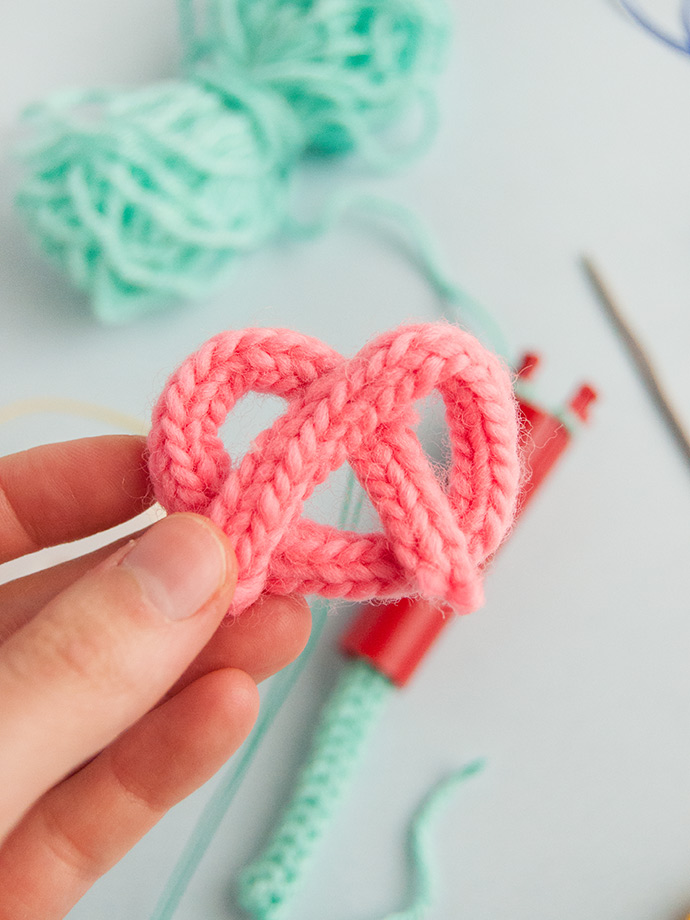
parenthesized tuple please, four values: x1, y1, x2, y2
(148, 324, 520, 615)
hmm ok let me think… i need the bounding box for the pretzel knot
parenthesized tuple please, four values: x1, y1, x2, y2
(148, 323, 520, 615)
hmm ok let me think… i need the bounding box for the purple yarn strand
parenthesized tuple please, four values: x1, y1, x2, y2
(681, 0, 690, 43)
(619, 0, 690, 55)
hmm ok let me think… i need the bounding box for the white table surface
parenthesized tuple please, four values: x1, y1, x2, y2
(2, 1, 690, 918)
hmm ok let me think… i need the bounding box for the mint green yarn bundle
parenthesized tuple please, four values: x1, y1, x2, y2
(16, 0, 450, 323)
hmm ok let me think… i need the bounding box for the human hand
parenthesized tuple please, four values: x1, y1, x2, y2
(0, 435, 311, 919)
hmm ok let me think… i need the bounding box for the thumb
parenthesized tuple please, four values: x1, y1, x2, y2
(0, 513, 238, 835)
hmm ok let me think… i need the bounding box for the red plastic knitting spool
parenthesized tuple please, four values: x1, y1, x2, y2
(341, 353, 597, 687)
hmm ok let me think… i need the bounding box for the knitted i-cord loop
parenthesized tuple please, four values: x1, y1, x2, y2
(16, 0, 450, 323)
(147, 322, 521, 615)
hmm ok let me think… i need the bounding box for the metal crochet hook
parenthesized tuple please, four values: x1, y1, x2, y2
(582, 255, 690, 473)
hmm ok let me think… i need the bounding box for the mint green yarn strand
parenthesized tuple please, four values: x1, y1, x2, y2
(149, 471, 364, 920)
(346, 195, 512, 359)
(286, 191, 512, 361)
(237, 660, 395, 920)
(442, 288, 513, 366)
(177, 0, 203, 65)
(178, 0, 249, 65)
(381, 761, 484, 920)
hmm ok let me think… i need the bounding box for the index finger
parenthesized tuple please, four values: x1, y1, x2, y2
(0, 436, 152, 564)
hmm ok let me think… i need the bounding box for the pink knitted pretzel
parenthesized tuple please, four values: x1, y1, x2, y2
(148, 324, 520, 615)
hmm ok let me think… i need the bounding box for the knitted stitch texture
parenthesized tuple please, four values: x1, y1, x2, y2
(148, 323, 520, 615)
(237, 659, 393, 919)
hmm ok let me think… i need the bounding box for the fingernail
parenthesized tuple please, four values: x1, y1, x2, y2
(121, 514, 230, 621)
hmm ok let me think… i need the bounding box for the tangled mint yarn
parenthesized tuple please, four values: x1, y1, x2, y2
(16, 0, 450, 323)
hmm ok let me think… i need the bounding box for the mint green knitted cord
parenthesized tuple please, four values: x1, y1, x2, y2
(149, 600, 332, 920)
(237, 660, 394, 919)
(238, 711, 483, 920)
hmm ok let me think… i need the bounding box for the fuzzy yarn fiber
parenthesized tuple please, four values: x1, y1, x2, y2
(148, 323, 520, 615)
(16, 0, 450, 323)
